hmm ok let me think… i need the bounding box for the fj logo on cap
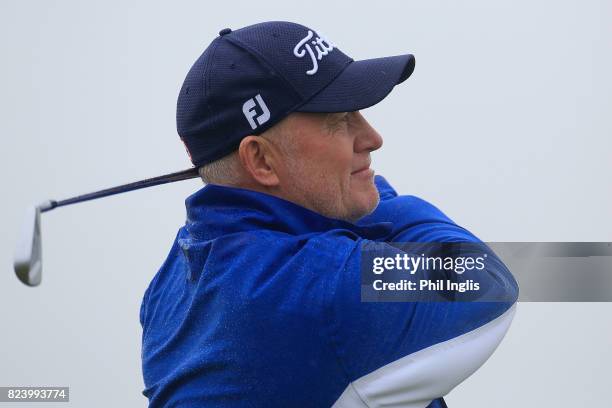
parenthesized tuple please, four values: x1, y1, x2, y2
(242, 94, 270, 130)
(293, 30, 335, 75)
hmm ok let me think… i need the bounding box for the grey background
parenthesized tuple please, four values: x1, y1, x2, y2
(1, 0, 610, 406)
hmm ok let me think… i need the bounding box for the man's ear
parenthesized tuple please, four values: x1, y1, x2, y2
(237, 135, 280, 187)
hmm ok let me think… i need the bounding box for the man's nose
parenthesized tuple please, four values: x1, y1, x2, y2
(354, 112, 383, 152)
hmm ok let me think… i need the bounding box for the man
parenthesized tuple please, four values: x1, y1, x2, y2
(140, 21, 519, 407)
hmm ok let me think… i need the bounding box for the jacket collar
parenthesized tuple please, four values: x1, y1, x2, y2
(184, 182, 392, 241)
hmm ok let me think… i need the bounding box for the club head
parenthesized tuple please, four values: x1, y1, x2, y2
(14, 202, 52, 287)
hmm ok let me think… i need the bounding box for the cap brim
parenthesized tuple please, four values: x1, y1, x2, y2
(296, 54, 415, 113)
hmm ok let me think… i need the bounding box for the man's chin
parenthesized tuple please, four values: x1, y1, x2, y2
(346, 189, 380, 223)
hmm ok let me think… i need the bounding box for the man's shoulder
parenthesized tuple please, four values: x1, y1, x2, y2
(169, 229, 365, 325)
(141, 228, 365, 326)
(211, 228, 363, 269)
(169, 226, 367, 291)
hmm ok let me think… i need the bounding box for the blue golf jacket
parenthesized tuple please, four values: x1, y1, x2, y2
(140, 175, 519, 407)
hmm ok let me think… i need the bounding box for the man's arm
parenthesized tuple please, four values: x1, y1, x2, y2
(328, 176, 518, 407)
(359, 175, 478, 242)
(328, 239, 517, 407)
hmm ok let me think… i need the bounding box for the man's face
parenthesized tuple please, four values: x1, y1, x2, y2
(271, 111, 383, 222)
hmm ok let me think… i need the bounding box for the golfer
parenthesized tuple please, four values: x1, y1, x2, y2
(139, 21, 519, 407)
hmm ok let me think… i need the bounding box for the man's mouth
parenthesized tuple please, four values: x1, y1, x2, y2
(351, 161, 372, 175)
(351, 166, 374, 177)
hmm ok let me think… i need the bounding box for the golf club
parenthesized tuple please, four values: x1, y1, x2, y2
(13, 167, 199, 287)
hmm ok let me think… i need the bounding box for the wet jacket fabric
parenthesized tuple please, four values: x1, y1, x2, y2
(140, 175, 519, 407)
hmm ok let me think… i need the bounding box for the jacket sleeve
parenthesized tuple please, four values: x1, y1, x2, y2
(328, 177, 519, 408)
(360, 175, 481, 242)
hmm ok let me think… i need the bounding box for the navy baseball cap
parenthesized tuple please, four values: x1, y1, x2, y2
(177, 21, 415, 167)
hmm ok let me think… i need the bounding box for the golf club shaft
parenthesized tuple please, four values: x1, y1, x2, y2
(41, 167, 199, 213)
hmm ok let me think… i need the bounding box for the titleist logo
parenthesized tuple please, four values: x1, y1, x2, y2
(293, 30, 335, 75)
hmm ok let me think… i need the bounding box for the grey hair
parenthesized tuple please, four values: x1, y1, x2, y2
(197, 151, 242, 185)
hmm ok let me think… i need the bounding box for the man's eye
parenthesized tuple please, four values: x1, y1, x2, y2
(327, 113, 350, 133)
(331, 119, 348, 132)
(334, 114, 349, 127)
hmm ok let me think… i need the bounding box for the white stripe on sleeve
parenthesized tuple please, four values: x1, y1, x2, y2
(332, 303, 517, 408)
